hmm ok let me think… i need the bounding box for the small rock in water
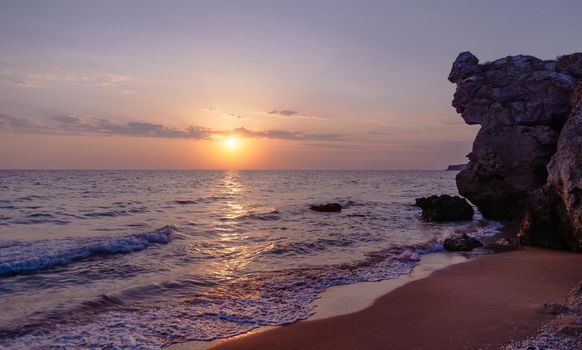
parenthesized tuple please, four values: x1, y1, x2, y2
(415, 195, 474, 221)
(443, 233, 483, 251)
(309, 203, 342, 212)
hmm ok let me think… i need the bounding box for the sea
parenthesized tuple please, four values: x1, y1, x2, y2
(0, 170, 501, 349)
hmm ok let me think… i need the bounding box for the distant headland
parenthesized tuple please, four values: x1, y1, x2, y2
(445, 163, 467, 171)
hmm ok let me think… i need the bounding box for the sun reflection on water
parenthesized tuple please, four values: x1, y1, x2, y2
(209, 171, 258, 279)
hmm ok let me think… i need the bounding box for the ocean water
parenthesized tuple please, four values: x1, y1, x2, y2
(0, 170, 501, 349)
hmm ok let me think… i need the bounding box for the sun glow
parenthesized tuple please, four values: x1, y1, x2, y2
(209, 136, 262, 169)
(223, 137, 241, 151)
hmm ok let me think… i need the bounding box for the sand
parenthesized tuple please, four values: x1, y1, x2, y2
(167, 251, 469, 350)
(206, 247, 582, 350)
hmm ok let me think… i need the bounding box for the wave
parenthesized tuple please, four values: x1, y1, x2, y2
(0, 220, 504, 349)
(171, 196, 233, 206)
(82, 207, 148, 218)
(219, 209, 281, 222)
(172, 200, 199, 205)
(238, 209, 280, 221)
(266, 236, 354, 256)
(0, 241, 427, 349)
(0, 226, 175, 277)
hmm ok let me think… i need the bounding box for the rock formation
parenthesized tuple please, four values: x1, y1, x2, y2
(520, 84, 582, 250)
(449, 51, 582, 251)
(449, 52, 581, 220)
(415, 195, 474, 221)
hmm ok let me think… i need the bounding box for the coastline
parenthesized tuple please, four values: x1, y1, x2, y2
(194, 246, 582, 350)
(167, 250, 472, 350)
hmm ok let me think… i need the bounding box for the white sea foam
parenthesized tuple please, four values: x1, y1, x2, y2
(0, 228, 505, 350)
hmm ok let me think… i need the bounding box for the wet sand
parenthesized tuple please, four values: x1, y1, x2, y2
(208, 247, 582, 350)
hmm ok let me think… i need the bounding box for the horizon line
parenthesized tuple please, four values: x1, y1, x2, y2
(0, 168, 460, 172)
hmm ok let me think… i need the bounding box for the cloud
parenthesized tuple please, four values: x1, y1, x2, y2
(62, 73, 130, 87)
(0, 114, 341, 142)
(230, 127, 341, 141)
(0, 69, 57, 87)
(267, 109, 325, 120)
(204, 108, 249, 120)
(0, 68, 130, 88)
(268, 110, 299, 117)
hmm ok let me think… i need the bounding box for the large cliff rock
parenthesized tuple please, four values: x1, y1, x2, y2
(449, 52, 580, 220)
(520, 84, 582, 250)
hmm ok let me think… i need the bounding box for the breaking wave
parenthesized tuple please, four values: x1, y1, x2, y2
(0, 226, 175, 277)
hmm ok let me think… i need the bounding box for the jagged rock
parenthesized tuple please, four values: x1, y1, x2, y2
(443, 233, 483, 251)
(309, 203, 342, 212)
(415, 195, 474, 221)
(449, 52, 580, 220)
(520, 84, 582, 250)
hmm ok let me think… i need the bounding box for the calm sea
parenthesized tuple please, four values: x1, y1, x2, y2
(0, 170, 500, 349)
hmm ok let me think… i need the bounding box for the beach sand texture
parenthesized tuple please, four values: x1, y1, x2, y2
(209, 247, 582, 350)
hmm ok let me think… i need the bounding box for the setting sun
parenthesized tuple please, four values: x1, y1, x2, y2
(223, 137, 241, 151)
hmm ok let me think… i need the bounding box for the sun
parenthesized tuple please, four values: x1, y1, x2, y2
(223, 137, 241, 151)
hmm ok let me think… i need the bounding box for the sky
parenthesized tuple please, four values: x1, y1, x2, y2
(1, 0, 582, 170)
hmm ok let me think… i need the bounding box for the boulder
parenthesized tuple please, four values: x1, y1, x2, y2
(309, 203, 342, 212)
(443, 233, 483, 251)
(415, 195, 474, 221)
(449, 52, 580, 221)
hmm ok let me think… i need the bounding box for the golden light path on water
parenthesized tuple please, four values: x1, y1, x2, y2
(209, 171, 267, 280)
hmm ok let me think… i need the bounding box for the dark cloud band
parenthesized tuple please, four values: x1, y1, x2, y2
(0, 114, 340, 142)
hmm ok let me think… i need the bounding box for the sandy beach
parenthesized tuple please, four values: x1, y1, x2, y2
(203, 247, 582, 350)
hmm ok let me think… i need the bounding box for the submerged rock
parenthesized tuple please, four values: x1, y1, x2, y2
(443, 233, 483, 251)
(309, 203, 342, 212)
(415, 195, 474, 221)
(449, 52, 580, 220)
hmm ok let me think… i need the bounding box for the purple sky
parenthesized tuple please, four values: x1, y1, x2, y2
(1, 0, 581, 169)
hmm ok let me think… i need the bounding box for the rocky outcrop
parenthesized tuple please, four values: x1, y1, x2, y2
(446, 164, 467, 171)
(309, 203, 342, 212)
(415, 195, 474, 221)
(443, 233, 483, 251)
(519, 85, 582, 250)
(449, 52, 581, 220)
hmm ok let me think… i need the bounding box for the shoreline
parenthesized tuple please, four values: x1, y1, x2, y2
(167, 250, 472, 350)
(198, 246, 582, 350)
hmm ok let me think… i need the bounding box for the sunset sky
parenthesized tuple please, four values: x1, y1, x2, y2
(1, 0, 582, 169)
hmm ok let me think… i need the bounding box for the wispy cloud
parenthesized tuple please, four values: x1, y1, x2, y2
(62, 73, 130, 87)
(0, 114, 341, 142)
(204, 108, 249, 120)
(0, 69, 57, 87)
(266, 109, 326, 120)
(229, 127, 341, 141)
(0, 69, 130, 88)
